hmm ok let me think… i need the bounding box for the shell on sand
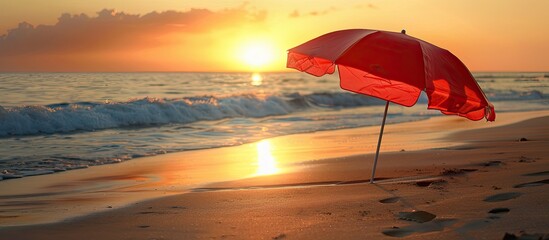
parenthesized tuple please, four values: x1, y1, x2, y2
(398, 211, 436, 223)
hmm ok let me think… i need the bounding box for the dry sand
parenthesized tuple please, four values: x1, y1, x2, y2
(0, 110, 548, 239)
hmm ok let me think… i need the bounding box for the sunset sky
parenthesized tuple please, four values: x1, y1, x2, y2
(1, 0, 548, 72)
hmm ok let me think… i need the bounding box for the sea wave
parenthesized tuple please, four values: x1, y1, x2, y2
(486, 90, 546, 101)
(473, 73, 548, 79)
(0, 89, 544, 137)
(0, 92, 383, 137)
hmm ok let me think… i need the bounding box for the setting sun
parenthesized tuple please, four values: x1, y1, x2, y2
(238, 40, 276, 69)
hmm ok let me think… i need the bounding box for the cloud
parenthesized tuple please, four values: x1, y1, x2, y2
(288, 6, 338, 18)
(289, 10, 300, 18)
(355, 3, 378, 9)
(288, 4, 375, 19)
(0, 7, 266, 57)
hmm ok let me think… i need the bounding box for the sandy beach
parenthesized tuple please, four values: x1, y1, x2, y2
(1, 110, 548, 239)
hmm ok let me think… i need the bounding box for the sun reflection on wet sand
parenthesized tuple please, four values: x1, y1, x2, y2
(255, 140, 279, 175)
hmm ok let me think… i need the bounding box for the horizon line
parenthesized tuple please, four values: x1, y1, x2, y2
(1, 70, 548, 74)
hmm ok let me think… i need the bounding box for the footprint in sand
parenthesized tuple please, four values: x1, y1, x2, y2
(382, 219, 457, 237)
(456, 198, 514, 237)
(379, 197, 400, 204)
(382, 208, 451, 237)
(481, 160, 503, 167)
(503, 231, 549, 239)
(488, 208, 510, 214)
(383, 227, 413, 237)
(483, 192, 522, 202)
(170, 206, 187, 209)
(522, 171, 549, 177)
(138, 211, 157, 214)
(514, 179, 549, 188)
(415, 179, 448, 188)
(398, 211, 436, 223)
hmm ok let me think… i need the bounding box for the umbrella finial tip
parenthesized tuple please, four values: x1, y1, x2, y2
(401, 29, 406, 34)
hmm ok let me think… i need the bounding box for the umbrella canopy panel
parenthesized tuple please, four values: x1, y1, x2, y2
(287, 29, 495, 121)
(337, 31, 425, 107)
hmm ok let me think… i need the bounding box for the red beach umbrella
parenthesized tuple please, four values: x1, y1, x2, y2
(287, 29, 495, 183)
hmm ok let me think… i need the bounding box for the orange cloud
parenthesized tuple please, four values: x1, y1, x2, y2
(354, 3, 377, 9)
(288, 7, 338, 18)
(0, 7, 267, 71)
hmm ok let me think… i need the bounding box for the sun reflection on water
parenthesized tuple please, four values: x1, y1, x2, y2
(255, 140, 279, 175)
(251, 73, 263, 86)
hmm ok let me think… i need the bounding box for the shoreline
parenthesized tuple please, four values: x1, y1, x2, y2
(0, 110, 548, 238)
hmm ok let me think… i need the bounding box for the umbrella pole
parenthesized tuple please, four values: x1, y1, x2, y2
(370, 101, 390, 183)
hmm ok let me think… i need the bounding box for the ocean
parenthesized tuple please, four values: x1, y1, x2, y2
(0, 72, 547, 180)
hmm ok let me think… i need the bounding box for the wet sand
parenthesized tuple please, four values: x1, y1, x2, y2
(0, 110, 548, 239)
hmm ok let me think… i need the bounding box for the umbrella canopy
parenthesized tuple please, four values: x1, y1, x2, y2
(287, 29, 495, 121)
(287, 29, 495, 183)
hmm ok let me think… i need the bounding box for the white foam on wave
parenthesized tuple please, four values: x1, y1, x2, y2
(0, 92, 382, 137)
(0, 88, 544, 137)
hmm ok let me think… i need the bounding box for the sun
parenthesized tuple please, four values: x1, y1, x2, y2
(238, 41, 275, 69)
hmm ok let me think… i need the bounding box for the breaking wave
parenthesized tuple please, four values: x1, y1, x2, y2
(0, 92, 383, 137)
(0, 88, 545, 137)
